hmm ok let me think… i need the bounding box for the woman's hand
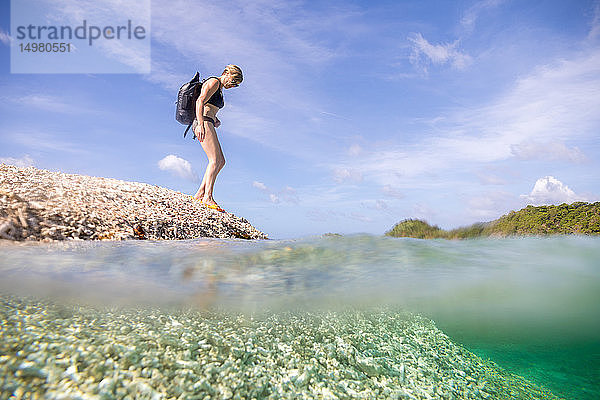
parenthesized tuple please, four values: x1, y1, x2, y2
(194, 122, 205, 142)
(195, 79, 220, 142)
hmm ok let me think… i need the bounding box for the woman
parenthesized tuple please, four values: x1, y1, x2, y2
(191, 65, 243, 212)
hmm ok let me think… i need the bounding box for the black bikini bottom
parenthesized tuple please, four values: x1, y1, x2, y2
(191, 117, 215, 137)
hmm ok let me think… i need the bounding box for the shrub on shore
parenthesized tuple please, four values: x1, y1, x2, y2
(386, 202, 600, 239)
(385, 219, 446, 239)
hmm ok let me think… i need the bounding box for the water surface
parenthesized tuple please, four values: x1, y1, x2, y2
(1, 235, 598, 399)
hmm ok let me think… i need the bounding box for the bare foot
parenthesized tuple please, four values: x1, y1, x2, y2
(202, 197, 225, 212)
(202, 197, 218, 206)
(193, 190, 204, 201)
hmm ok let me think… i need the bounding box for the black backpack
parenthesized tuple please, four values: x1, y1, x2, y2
(175, 72, 202, 138)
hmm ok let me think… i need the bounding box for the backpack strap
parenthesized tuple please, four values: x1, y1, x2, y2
(184, 78, 220, 139)
(183, 121, 194, 138)
(208, 76, 222, 89)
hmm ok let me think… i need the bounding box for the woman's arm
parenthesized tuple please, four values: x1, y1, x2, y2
(194, 78, 220, 141)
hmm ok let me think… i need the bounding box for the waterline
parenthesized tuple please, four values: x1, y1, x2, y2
(1, 235, 598, 398)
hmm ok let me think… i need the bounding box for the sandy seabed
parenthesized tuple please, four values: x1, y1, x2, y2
(0, 295, 559, 400)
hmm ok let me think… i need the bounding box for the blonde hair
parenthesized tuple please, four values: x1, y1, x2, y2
(223, 64, 243, 84)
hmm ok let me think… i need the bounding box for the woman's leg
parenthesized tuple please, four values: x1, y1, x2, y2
(198, 121, 225, 206)
(194, 176, 206, 200)
(193, 119, 206, 200)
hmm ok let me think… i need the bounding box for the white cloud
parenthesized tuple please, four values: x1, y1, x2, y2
(306, 208, 344, 222)
(97, 36, 151, 73)
(9, 94, 81, 114)
(349, 212, 373, 223)
(0, 155, 35, 168)
(476, 172, 506, 185)
(348, 144, 362, 156)
(149, 1, 346, 95)
(221, 105, 279, 147)
(252, 181, 299, 203)
(306, 206, 372, 223)
(0, 28, 11, 45)
(157, 155, 199, 182)
(334, 48, 600, 187)
(146, 60, 190, 92)
(589, 1, 600, 40)
(333, 167, 363, 184)
(511, 140, 586, 162)
(375, 200, 389, 211)
(281, 186, 299, 204)
(413, 203, 437, 221)
(3, 93, 112, 117)
(461, 0, 506, 33)
(253, 181, 268, 191)
(5, 130, 91, 155)
(382, 185, 404, 199)
(468, 190, 518, 220)
(48, 0, 151, 73)
(408, 33, 472, 73)
(520, 176, 587, 205)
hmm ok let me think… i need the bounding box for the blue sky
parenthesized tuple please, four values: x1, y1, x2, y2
(1, 0, 599, 239)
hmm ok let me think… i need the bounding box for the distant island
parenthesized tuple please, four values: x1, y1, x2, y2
(386, 202, 600, 239)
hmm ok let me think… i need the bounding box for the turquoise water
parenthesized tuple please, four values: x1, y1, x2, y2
(1, 235, 599, 399)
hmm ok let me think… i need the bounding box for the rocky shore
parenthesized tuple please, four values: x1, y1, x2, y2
(0, 164, 268, 241)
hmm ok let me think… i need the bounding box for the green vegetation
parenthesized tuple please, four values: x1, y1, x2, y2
(386, 202, 600, 239)
(384, 219, 446, 239)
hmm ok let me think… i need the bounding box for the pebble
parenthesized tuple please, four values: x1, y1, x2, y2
(0, 164, 268, 241)
(0, 295, 561, 400)
(16, 362, 47, 379)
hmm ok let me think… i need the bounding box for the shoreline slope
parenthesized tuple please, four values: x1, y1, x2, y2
(0, 164, 268, 241)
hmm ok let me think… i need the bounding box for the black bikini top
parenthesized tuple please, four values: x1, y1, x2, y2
(205, 77, 224, 109)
